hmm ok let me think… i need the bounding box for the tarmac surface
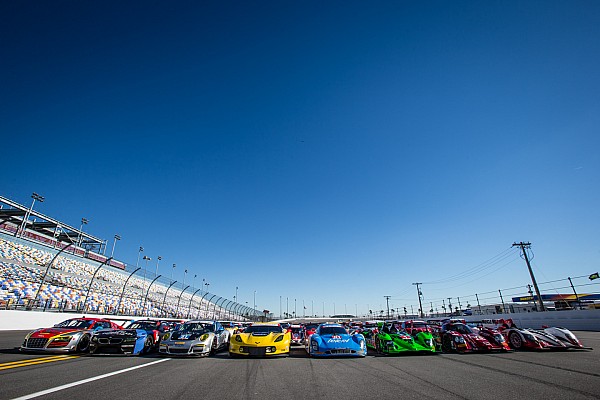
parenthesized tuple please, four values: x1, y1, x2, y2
(0, 330, 599, 400)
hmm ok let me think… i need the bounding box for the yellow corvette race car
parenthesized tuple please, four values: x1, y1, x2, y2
(229, 323, 291, 357)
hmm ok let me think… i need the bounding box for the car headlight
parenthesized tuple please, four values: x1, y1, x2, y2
(54, 332, 82, 341)
(162, 333, 171, 341)
(91, 336, 98, 342)
(200, 334, 209, 341)
(454, 336, 465, 343)
(235, 335, 243, 343)
(274, 335, 284, 342)
(311, 341, 319, 351)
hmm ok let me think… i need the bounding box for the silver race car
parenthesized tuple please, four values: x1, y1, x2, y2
(159, 320, 229, 356)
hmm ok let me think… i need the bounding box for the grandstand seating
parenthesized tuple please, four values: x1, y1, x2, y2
(0, 235, 241, 319)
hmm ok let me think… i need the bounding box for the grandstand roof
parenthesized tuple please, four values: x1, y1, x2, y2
(0, 195, 105, 254)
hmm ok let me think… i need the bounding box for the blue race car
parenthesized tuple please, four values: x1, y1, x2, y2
(305, 323, 367, 357)
(89, 321, 157, 355)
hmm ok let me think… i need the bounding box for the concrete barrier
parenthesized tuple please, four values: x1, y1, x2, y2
(1, 309, 599, 331)
(464, 309, 600, 331)
(0, 310, 139, 331)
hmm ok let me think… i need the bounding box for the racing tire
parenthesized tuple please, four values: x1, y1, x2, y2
(210, 338, 218, 355)
(442, 336, 452, 353)
(76, 334, 91, 353)
(508, 332, 523, 350)
(142, 336, 154, 354)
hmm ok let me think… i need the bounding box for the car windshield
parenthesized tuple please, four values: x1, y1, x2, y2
(319, 326, 348, 335)
(129, 322, 157, 330)
(245, 325, 283, 334)
(304, 324, 318, 330)
(409, 322, 428, 329)
(291, 327, 302, 333)
(177, 323, 214, 334)
(450, 324, 473, 334)
(54, 319, 94, 329)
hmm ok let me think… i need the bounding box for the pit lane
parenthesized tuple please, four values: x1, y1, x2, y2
(0, 330, 599, 400)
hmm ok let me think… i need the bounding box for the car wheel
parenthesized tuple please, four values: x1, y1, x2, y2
(210, 338, 218, 355)
(76, 334, 91, 353)
(143, 336, 154, 354)
(442, 336, 452, 352)
(509, 332, 523, 349)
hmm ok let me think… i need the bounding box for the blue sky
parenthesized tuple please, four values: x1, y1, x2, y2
(2, 1, 599, 316)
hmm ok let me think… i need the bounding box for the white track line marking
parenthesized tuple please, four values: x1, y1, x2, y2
(10, 358, 171, 400)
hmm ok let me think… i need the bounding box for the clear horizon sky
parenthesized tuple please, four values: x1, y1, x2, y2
(2, 1, 599, 317)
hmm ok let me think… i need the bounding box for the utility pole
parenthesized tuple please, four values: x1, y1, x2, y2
(384, 296, 391, 319)
(413, 283, 424, 318)
(513, 242, 545, 311)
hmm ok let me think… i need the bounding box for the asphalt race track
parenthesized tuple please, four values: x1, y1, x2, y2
(1, 330, 599, 400)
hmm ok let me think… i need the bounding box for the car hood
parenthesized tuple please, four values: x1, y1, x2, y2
(30, 328, 84, 338)
(94, 329, 139, 339)
(169, 331, 212, 341)
(237, 332, 287, 345)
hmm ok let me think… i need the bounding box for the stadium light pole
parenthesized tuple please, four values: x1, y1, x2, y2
(78, 217, 88, 247)
(161, 280, 178, 317)
(175, 285, 190, 318)
(142, 274, 162, 316)
(17, 192, 44, 238)
(115, 267, 141, 315)
(81, 257, 113, 312)
(170, 264, 176, 282)
(110, 234, 121, 258)
(155, 256, 162, 276)
(142, 255, 151, 295)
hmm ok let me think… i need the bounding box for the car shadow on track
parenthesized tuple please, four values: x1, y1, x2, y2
(0, 347, 23, 354)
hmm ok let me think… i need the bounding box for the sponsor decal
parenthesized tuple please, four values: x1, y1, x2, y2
(327, 338, 350, 343)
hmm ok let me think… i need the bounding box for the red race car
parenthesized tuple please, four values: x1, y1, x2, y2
(440, 321, 510, 353)
(21, 317, 122, 353)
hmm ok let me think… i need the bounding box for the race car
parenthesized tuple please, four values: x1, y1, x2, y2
(89, 319, 171, 355)
(363, 322, 436, 355)
(21, 317, 122, 353)
(306, 323, 367, 357)
(401, 320, 434, 335)
(159, 320, 229, 356)
(290, 324, 304, 346)
(542, 326, 590, 349)
(492, 319, 588, 350)
(219, 321, 242, 339)
(229, 323, 291, 357)
(440, 321, 509, 352)
(302, 323, 319, 344)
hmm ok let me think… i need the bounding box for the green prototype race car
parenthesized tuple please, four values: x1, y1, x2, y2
(362, 322, 437, 355)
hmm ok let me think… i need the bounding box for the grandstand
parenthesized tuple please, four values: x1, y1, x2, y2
(0, 196, 261, 321)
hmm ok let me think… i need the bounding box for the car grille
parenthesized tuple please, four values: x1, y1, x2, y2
(98, 338, 124, 344)
(327, 349, 355, 354)
(247, 347, 267, 356)
(168, 348, 191, 354)
(26, 338, 49, 348)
